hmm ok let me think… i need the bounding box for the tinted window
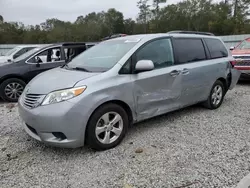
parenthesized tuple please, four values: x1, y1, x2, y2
(119, 58, 132, 74)
(64, 46, 86, 62)
(204, 38, 228, 58)
(136, 38, 174, 69)
(174, 38, 206, 64)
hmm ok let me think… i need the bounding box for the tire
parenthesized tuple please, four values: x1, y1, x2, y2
(86, 103, 129, 151)
(0, 78, 26, 102)
(203, 80, 225, 110)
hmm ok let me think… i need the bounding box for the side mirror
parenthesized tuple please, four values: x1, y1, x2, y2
(135, 60, 154, 73)
(230, 46, 235, 50)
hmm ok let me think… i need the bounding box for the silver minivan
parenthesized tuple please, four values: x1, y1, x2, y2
(18, 33, 241, 150)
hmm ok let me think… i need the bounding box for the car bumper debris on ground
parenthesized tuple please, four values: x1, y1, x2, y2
(0, 84, 250, 188)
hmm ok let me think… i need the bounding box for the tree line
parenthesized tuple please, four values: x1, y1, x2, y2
(0, 0, 250, 44)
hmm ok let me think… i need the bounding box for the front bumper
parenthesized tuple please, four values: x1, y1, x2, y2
(18, 98, 90, 148)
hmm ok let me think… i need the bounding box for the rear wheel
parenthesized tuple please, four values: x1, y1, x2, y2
(0, 78, 26, 102)
(86, 103, 129, 151)
(203, 80, 225, 109)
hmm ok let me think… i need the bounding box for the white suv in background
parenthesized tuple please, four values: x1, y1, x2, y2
(0, 45, 41, 63)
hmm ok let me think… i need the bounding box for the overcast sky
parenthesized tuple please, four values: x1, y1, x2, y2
(0, 0, 179, 25)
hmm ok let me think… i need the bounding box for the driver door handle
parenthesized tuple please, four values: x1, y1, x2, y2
(170, 70, 181, 77)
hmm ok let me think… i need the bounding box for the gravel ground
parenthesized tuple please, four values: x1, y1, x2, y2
(0, 83, 250, 188)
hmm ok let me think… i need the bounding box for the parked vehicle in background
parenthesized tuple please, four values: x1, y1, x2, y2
(101, 33, 127, 41)
(18, 32, 241, 150)
(0, 45, 41, 63)
(230, 37, 250, 80)
(0, 42, 96, 102)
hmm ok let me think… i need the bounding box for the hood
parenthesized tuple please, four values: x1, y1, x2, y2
(0, 61, 14, 67)
(26, 67, 100, 94)
(0, 56, 12, 63)
(232, 49, 250, 55)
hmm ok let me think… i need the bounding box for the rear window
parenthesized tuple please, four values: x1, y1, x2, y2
(204, 38, 228, 59)
(173, 38, 206, 64)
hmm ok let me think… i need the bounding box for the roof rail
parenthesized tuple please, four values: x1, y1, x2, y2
(167, 30, 215, 36)
(101, 33, 128, 41)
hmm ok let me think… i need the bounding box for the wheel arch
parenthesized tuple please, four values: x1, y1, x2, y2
(87, 100, 134, 126)
(84, 99, 134, 145)
(0, 74, 27, 85)
(217, 77, 228, 92)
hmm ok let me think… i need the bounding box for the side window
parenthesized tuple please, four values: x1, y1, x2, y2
(28, 47, 62, 63)
(136, 38, 174, 69)
(174, 38, 206, 64)
(119, 58, 132, 74)
(204, 38, 228, 59)
(64, 46, 86, 62)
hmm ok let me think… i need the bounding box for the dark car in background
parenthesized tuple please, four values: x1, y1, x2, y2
(0, 42, 96, 102)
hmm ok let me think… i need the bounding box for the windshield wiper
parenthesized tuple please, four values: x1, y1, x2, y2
(73, 67, 91, 72)
(62, 64, 91, 72)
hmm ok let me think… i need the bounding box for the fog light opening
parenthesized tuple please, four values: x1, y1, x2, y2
(52, 132, 67, 141)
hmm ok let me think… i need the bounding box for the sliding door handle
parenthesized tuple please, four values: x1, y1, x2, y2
(170, 70, 181, 77)
(182, 68, 189, 75)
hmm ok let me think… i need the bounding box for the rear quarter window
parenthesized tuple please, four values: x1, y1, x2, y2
(204, 38, 228, 59)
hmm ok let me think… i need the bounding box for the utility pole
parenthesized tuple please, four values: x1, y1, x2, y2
(233, 0, 238, 33)
(234, 0, 238, 18)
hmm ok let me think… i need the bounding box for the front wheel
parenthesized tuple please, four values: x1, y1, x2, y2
(0, 78, 26, 102)
(86, 103, 129, 151)
(203, 80, 225, 110)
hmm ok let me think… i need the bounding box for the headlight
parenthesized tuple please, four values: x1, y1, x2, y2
(41, 86, 87, 106)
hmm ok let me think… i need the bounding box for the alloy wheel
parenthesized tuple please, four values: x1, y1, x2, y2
(95, 112, 123, 144)
(4, 82, 24, 100)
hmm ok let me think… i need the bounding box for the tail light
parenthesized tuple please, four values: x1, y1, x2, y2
(230, 60, 236, 67)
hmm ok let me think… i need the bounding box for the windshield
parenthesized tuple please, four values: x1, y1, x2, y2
(5, 47, 21, 56)
(14, 47, 42, 62)
(66, 39, 139, 72)
(236, 39, 250, 49)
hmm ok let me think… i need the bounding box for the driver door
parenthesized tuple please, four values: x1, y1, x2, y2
(26, 47, 65, 80)
(131, 38, 182, 121)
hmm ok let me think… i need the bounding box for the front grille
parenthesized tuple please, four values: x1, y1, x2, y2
(233, 56, 250, 60)
(235, 61, 250, 66)
(23, 94, 44, 109)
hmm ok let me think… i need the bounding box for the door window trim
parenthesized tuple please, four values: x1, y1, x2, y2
(25, 46, 64, 64)
(172, 37, 209, 65)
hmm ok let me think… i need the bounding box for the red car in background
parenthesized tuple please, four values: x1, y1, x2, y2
(230, 37, 250, 80)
